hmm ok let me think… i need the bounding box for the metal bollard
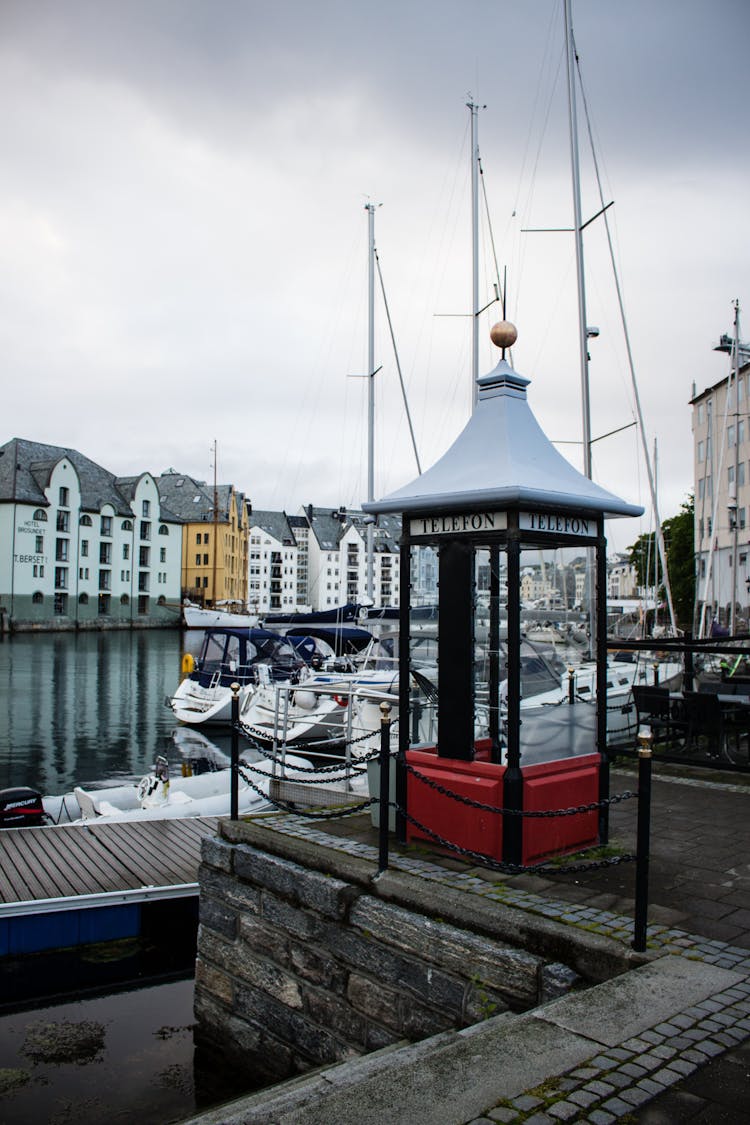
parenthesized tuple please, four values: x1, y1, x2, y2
(632, 726, 653, 951)
(230, 682, 240, 821)
(567, 667, 575, 705)
(378, 700, 392, 874)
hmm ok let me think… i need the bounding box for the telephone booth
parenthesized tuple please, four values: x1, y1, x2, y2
(363, 323, 642, 865)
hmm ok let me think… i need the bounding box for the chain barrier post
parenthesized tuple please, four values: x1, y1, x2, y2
(632, 726, 653, 951)
(230, 682, 240, 821)
(568, 667, 575, 705)
(683, 630, 694, 692)
(378, 700, 392, 873)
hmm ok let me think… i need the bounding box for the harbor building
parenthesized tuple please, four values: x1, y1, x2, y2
(0, 438, 182, 631)
(155, 471, 248, 610)
(246, 505, 402, 614)
(691, 337, 750, 629)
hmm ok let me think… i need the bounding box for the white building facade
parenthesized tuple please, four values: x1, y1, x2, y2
(0, 440, 182, 630)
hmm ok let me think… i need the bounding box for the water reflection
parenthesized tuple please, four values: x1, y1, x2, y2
(0, 630, 207, 795)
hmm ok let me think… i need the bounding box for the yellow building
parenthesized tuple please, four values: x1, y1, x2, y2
(157, 473, 248, 607)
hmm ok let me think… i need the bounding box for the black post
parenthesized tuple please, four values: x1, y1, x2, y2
(632, 732, 653, 951)
(230, 682, 240, 821)
(378, 702, 392, 874)
(683, 630, 694, 693)
(397, 537, 410, 845)
(596, 530, 610, 845)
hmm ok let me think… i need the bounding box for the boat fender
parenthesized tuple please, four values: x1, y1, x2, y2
(333, 694, 348, 707)
(293, 690, 317, 711)
(181, 652, 196, 676)
(137, 774, 159, 803)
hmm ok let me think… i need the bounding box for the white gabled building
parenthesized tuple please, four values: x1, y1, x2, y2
(0, 438, 182, 631)
(247, 509, 300, 615)
(244, 504, 402, 615)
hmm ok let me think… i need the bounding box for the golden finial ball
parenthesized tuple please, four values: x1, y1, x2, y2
(490, 320, 517, 349)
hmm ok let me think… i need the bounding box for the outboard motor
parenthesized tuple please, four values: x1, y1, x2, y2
(0, 787, 46, 828)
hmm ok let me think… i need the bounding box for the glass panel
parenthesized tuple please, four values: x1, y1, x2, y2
(409, 545, 439, 745)
(517, 544, 597, 765)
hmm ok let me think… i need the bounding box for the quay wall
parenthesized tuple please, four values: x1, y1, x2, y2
(194, 818, 640, 1088)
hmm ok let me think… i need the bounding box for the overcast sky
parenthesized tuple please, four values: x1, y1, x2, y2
(1, 0, 748, 552)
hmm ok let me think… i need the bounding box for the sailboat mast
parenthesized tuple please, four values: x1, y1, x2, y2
(211, 438, 218, 607)
(365, 202, 376, 602)
(468, 99, 481, 407)
(564, 0, 592, 479)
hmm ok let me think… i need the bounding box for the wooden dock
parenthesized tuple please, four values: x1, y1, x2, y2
(0, 818, 219, 955)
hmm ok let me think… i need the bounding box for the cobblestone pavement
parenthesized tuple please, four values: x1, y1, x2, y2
(268, 764, 750, 1123)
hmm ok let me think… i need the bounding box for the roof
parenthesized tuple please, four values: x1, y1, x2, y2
(250, 509, 297, 546)
(363, 357, 643, 521)
(0, 438, 135, 515)
(155, 472, 243, 525)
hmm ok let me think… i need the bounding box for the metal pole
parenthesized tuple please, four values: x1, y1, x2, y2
(564, 0, 592, 478)
(365, 202, 376, 602)
(230, 681, 240, 820)
(468, 99, 480, 408)
(632, 730, 653, 951)
(378, 701, 392, 873)
(731, 301, 741, 633)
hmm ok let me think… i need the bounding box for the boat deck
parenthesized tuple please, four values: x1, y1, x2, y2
(0, 817, 218, 908)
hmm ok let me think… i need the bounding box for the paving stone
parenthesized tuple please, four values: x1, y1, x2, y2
(619, 1085, 653, 1107)
(486, 1108, 517, 1123)
(587, 1112, 615, 1125)
(582, 1080, 616, 1098)
(568, 1088, 598, 1108)
(601, 1095, 631, 1115)
(510, 1094, 543, 1111)
(546, 1102, 580, 1122)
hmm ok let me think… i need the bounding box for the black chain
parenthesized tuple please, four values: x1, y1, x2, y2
(239, 737, 382, 774)
(399, 806, 637, 876)
(238, 717, 396, 752)
(406, 763, 637, 818)
(236, 767, 373, 819)
(239, 761, 367, 788)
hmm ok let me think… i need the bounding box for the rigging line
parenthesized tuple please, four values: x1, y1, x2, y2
(375, 250, 422, 475)
(574, 35, 677, 636)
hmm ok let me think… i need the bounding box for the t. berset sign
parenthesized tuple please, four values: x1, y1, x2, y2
(410, 512, 508, 536)
(519, 511, 594, 536)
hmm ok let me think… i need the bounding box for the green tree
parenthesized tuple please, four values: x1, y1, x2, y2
(627, 495, 695, 628)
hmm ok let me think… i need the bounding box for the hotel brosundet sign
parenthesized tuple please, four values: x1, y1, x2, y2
(409, 510, 594, 538)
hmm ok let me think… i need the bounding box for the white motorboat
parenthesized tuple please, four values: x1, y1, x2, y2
(41, 749, 320, 825)
(169, 626, 303, 726)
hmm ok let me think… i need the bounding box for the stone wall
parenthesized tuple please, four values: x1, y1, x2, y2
(194, 824, 586, 1088)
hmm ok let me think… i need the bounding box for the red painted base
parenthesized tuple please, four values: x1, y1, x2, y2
(406, 743, 600, 865)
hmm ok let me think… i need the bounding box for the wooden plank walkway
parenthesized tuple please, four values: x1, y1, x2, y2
(0, 817, 219, 906)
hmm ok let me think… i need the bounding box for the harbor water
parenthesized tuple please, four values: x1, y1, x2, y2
(0, 628, 231, 796)
(0, 628, 253, 1123)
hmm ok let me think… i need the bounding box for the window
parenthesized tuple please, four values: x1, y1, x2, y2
(159, 548, 166, 563)
(140, 520, 151, 541)
(35, 535, 44, 554)
(698, 403, 705, 424)
(203, 553, 209, 565)
(740, 510, 747, 531)
(122, 519, 133, 532)
(56, 510, 70, 532)
(98, 594, 111, 616)
(142, 500, 151, 517)
(740, 463, 746, 487)
(697, 440, 704, 463)
(54, 592, 68, 616)
(120, 594, 130, 605)
(196, 533, 201, 544)
(204, 533, 209, 543)
(158, 525, 169, 536)
(157, 595, 166, 606)
(138, 595, 149, 615)
(138, 572, 149, 592)
(729, 425, 736, 448)
(729, 466, 735, 487)
(99, 570, 111, 590)
(79, 593, 89, 605)
(123, 543, 130, 560)
(81, 539, 89, 557)
(54, 567, 68, 590)
(55, 539, 69, 561)
(740, 420, 746, 445)
(80, 514, 92, 527)
(101, 516, 112, 537)
(32, 591, 43, 605)
(739, 376, 745, 402)
(203, 576, 209, 587)
(139, 546, 150, 568)
(32, 509, 47, 521)
(99, 542, 112, 565)
(59, 487, 69, 507)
